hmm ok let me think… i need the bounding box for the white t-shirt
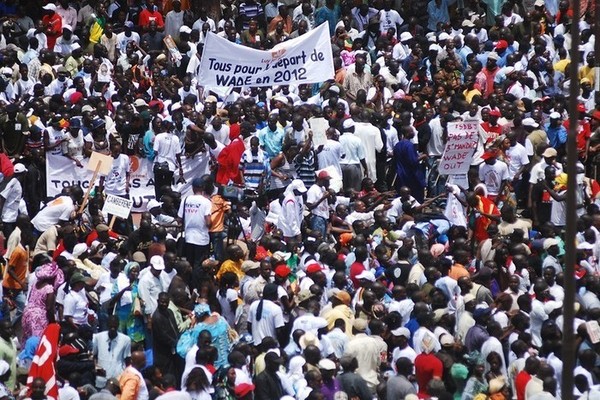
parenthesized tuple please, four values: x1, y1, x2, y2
(31, 196, 74, 232)
(550, 190, 567, 227)
(153, 133, 181, 170)
(478, 160, 509, 196)
(307, 184, 329, 219)
(47, 127, 67, 156)
(217, 288, 238, 326)
(247, 299, 285, 346)
(63, 289, 90, 325)
(104, 154, 131, 196)
(317, 139, 344, 177)
(379, 9, 403, 33)
(505, 143, 529, 180)
(1, 178, 22, 223)
(178, 194, 212, 245)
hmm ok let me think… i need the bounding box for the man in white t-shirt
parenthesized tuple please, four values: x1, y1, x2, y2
(101, 142, 131, 197)
(177, 175, 212, 268)
(478, 150, 509, 201)
(0, 164, 27, 238)
(248, 283, 285, 346)
(316, 127, 345, 179)
(306, 171, 332, 238)
(31, 186, 83, 233)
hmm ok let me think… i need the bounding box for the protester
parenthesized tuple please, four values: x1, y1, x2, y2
(0, 1, 598, 400)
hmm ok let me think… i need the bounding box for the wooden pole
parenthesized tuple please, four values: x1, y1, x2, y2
(78, 161, 102, 214)
(562, 0, 581, 397)
(108, 215, 117, 231)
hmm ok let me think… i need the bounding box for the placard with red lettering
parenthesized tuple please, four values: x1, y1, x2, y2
(438, 121, 479, 175)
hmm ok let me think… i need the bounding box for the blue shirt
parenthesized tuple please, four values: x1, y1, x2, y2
(545, 123, 567, 148)
(258, 126, 284, 158)
(315, 5, 341, 35)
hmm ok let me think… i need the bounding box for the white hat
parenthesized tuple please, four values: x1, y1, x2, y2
(399, 32, 413, 42)
(543, 238, 559, 250)
(522, 118, 539, 128)
(150, 255, 165, 270)
(273, 95, 288, 104)
(134, 98, 148, 108)
(63, 24, 73, 32)
(290, 179, 307, 193)
(534, 0, 544, 6)
(550, 112, 561, 119)
(299, 332, 320, 350)
(391, 327, 411, 338)
(356, 270, 376, 282)
(503, 66, 516, 76)
(329, 85, 340, 94)
(72, 243, 88, 258)
(318, 359, 337, 371)
(438, 32, 451, 41)
(179, 25, 192, 34)
(0, 67, 12, 75)
(577, 241, 594, 250)
(81, 105, 95, 113)
(13, 163, 27, 174)
(440, 334, 454, 346)
(429, 44, 441, 52)
(462, 20, 475, 28)
(43, 3, 57, 11)
(487, 52, 500, 61)
(342, 118, 355, 130)
(147, 199, 162, 210)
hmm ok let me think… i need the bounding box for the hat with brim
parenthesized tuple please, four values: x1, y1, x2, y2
(69, 273, 86, 285)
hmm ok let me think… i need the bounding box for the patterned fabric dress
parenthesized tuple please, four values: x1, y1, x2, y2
(21, 283, 54, 341)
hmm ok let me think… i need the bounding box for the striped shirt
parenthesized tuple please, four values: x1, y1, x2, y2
(295, 150, 316, 188)
(239, 2, 264, 30)
(240, 149, 269, 190)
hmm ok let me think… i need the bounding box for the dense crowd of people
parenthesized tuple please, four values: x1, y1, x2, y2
(0, 0, 597, 399)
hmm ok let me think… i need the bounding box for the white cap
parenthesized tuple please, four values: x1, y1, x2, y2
(273, 95, 288, 104)
(356, 270, 376, 282)
(391, 327, 411, 338)
(550, 112, 561, 119)
(150, 255, 165, 270)
(0, 67, 12, 75)
(462, 20, 475, 28)
(179, 25, 192, 34)
(487, 52, 500, 61)
(534, 0, 544, 6)
(429, 44, 441, 52)
(329, 85, 340, 94)
(134, 98, 148, 108)
(43, 3, 57, 11)
(342, 118, 355, 130)
(81, 105, 95, 113)
(147, 199, 162, 210)
(543, 238, 559, 250)
(522, 118, 539, 128)
(72, 243, 88, 258)
(62, 24, 72, 32)
(438, 32, 451, 41)
(318, 359, 337, 371)
(13, 163, 27, 174)
(290, 179, 308, 193)
(399, 32, 413, 42)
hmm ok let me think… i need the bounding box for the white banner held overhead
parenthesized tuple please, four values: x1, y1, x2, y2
(198, 23, 334, 87)
(438, 121, 479, 175)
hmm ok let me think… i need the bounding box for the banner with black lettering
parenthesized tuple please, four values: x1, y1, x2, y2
(198, 23, 334, 87)
(46, 154, 206, 211)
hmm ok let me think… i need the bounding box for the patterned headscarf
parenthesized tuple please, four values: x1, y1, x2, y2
(35, 262, 64, 289)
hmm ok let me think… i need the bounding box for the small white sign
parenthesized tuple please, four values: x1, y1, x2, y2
(102, 194, 133, 219)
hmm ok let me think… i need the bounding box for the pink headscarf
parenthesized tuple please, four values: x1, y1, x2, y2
(35, 262, 65, 290)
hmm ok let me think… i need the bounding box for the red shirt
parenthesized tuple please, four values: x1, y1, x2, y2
(138, 9, 164, 28)
(349, 261, 366, 288)
(414, 353, 443, 398)
(564, 119, 591, 154)
(216, 137, 245, 185)
(515, 370, 532, 400)
(42, 13, 62, 50)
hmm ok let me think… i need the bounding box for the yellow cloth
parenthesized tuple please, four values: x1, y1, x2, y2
(216, 259, 244, 281)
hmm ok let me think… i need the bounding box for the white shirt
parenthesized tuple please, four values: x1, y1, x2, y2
(104, 154, 131, 196)
(1, 178, 22, 223)
(317, 139, 344, 178)
(307, 184, 329, 219)
(505, 143, 530, 180)
(248, 299, 285, 346)
(153, 133, 181, 170)
(93, 331, 132, 379)
(178, 194, 212, 246)
(378, 9, 403, 33)
(31, 196, 74, 232)
(428, 117, 445, 156)
(478, 160, 509, 196)
(278, 192, 303, 238)
(530, 299, 548, 348)
(63, 289, 90, 326)
(138, 272, 164, 317)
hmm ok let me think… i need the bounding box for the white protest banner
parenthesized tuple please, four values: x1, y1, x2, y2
(198, 23, 334, 87)
(102, 194, 134, 219)
(438, 120, 479, 175)
(46, 153, 156, 212)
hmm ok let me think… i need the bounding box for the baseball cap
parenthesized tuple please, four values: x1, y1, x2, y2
(150, 255, 165, 270)
(274, 265, 291, 278)
(317, 170, 331, 180)
(96, 224, 109, 233)
(290, 179, 307, 193)
(522, 118, 539, 128)
(318, 359, 337, 371)
(241, 260, 260, 273)
(333, 290, 351, 306)
(489, 109, 501, 117)
(550, 112, 561, 120)
(13, 163, 27, 174)
(399, 32, 413, 42)
(481, 150, 498, 161)
(487, 52, 500, 61)
(72, 243, 88, 258)
(356, 270, 376, 282)
(495, 39, 508, 50)
(391, 327, 411, 338)
(234, 383, 255, 398)
(134, 98, 148, 108)
(43, 3, 57, 11)
(306, 261, 323, 274)
(342, 118, 355, 130)
(542, 147, 558, 158)
(543, 238, 559, 250)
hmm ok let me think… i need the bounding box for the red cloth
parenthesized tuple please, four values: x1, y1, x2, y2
(349, 261, 366, 288)
(85, 230, 120, 247)
(515, 370, 532, 400)
(0, 153, 14, 178)
(473, 195, 500, 242)
(414, 353, 443, 398)
(216, 137, 245, 185)
(27, 323, 60, 399)
(42, 13, 62, 50)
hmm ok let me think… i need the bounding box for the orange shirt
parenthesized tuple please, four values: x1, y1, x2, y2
(448, 263, 470, 281)
(3, 244, 27, 290)
(209, 195, 231, 233)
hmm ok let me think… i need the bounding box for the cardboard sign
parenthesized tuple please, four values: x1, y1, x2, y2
(308, 117, 329, 148)
(87, 151, 113, 175)
(102, 194, 133, 219)
(439, 121, 479, 175)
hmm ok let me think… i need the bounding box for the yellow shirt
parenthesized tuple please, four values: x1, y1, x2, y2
(554, 59, 569, 74)
(216, 259, 244, 281)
